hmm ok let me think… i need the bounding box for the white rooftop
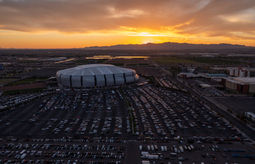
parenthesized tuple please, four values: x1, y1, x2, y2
(226, 77, 255, 85)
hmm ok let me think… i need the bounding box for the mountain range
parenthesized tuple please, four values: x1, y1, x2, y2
(84, 42, 254, 51)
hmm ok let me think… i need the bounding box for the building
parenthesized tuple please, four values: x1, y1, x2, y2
(177, 72, 205, 78)
(227, 67, 255, 77)
(199, 84, 212, 88)
(178, 72, 227, 80)
(206, 73, 227, 78)
(56, 64, 139, 88)
(223, 77, 255, 94)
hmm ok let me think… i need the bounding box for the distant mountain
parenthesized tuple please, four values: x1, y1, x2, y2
(84, 42, 253, 50)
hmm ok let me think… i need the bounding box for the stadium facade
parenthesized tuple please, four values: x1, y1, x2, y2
(56, 64, 138, 88)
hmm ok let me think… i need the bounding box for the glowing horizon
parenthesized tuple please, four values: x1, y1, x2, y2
(0, 0, 254, 49)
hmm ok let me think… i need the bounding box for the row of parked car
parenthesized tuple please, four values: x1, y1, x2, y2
(0, 139, 124, 163)
(0, 92, 51, 111)
(138, 140, 255, 163)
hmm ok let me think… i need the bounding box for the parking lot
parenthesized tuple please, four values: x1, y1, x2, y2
(138, 140, 255, 164)
(0, 84, 254, 163)
(0, 137, 125, 163)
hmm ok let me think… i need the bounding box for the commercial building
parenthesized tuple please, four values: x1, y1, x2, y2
(223, 77, 255, 94)
(56, 64, 139, 88)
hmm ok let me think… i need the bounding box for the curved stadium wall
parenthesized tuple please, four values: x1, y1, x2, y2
(56, 64, 138, 88)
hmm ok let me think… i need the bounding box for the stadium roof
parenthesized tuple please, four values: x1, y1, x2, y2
(57, 64, 135, 76)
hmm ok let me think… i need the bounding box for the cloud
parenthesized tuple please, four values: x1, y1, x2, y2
(0, 0, 254, 41)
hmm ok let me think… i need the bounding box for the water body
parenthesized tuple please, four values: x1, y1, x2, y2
(86, 55, 149, 60)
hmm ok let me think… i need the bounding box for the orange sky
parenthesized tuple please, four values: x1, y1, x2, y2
(0, 0, 254, 49)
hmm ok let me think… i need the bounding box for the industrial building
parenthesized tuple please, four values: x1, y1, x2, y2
(223, 77, 255, 94)
(56, 64, 139, 88)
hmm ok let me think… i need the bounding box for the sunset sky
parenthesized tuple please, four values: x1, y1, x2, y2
(0, 0, 255, 49)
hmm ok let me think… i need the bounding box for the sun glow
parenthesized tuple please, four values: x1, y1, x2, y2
(129, 32, 167, 37)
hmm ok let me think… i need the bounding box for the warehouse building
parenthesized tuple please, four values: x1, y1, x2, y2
(223, 77, 255, 94)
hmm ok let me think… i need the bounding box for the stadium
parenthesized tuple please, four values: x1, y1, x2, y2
(56, 64, 139, 88)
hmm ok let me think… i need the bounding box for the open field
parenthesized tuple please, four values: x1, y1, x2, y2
(6, 77, 48, 86)
(152, 56, 198, 65)
(152, 56, 254, 66)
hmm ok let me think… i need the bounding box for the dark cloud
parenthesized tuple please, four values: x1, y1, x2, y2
(0, 0, 254, 40)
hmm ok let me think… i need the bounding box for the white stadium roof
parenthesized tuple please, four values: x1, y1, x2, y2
(56, 64, 138, 88)
(57, 64, 134, 76)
